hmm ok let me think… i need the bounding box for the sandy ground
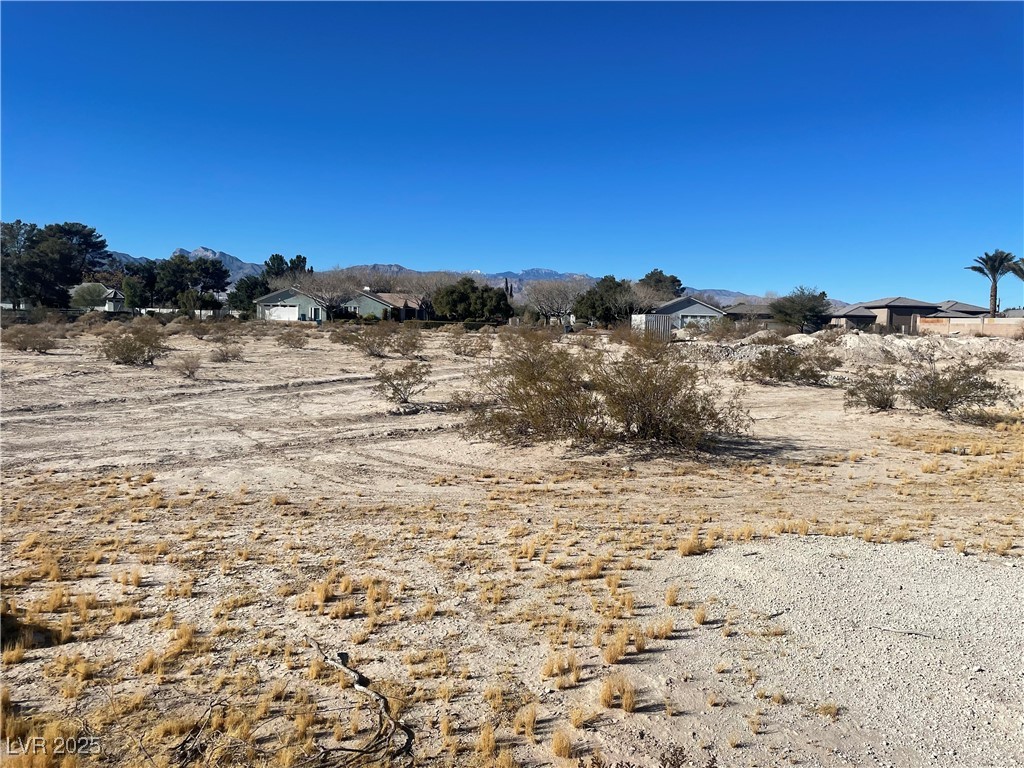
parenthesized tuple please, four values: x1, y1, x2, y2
(1, 323, 1021, 767)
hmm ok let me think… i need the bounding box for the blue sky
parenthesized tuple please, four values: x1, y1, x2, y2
(2, 2, 1022, 304)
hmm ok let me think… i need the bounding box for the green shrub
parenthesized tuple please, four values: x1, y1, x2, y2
(102, 324, 167, 365)
(844, 368, 899, 411)
(903, 359, 1016, 416)
(459, 333, 747, 448)
(372, 361, 433, 404)
(736, 346, 839, 385)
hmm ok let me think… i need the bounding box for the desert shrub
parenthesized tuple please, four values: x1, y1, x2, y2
(372, 361, 433, 404)
(844, 368, 899, 411)
(596, 346, 749, 448)
(276, 328, 309, 349)
(351, 322, 398, 357)
(75, 311, 108, 329)
(903, 358, 1016, 416)
(169, 353, 203, 379)
(736, 346, 839, 385)
(390, 326, 424, 359)
(2, 324, 59, 353)
(460, 334, 748, 448)
(209, 344, 244, 362)
(459, 334, 604, 442)
(446, 324, 492, 357)
(102, 324, 167, 365)
(328, 326, 358, 345)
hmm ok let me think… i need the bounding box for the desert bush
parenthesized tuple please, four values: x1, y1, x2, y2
(350, 323, 398, 357)
(597, 346, 748, 447)
(903, 358, 1016, 416)
(736, 345, 839, 385)
(372, 361, 432, 404)
(446, 324, 492, 357)
(75, 311, 108, 329)
(844, 368, 899, 411)
(102, 323, 167, 365)
(815, 326, 848, 345)
(460, 333, 747, 448)
(276, 328, 309, 349)
(209, 344, 244, 362)
(2, 324, 59, 353)
(703, 318, 753, 342)
(459, 333, 604, 442)
(391, 326, 424, 359)
(169, 353, 203, 379)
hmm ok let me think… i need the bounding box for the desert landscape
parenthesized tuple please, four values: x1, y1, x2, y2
(2, 319, 1022, 768)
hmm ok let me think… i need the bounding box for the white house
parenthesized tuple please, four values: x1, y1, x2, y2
(253, 288, 326, 322)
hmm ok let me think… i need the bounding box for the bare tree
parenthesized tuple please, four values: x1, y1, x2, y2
(524, 278, 592, 324)
(621, 281, 665, 315)
(395, 271, 461, 315)
(293, 270, 360, 320)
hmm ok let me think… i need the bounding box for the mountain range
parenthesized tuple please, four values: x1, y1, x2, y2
(104, 248, 818, 307)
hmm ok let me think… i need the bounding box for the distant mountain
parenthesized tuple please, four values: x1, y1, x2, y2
(171, 247, 265, 284)
(101, 253, 847, 305)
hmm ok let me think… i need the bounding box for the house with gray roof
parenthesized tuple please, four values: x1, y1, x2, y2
(253, 287, 326, 322)
(649, 296, 725, 329)
(341, 291, 428, 322)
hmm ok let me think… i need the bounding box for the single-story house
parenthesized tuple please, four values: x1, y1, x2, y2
(830, 297, 990, 332)
(253, 288, 326, 322)
(649, 296, 725, 329)
(342, 291, 428, 322)
(830, 297, 941, 332)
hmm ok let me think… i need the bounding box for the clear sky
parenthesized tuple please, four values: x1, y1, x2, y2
(2, 1, 1022, 305)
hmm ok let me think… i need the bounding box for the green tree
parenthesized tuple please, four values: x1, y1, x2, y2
(965, 249, 1018, 316)
(1009, 258, 1024, 281)
(228, 274, 271, 312)
(289, 254, 311, 275)
(638, 269, 682, 299)
(71, 283, 108, 308)
(433, 277, 512, 321)
(192, 257, 230, 294)
(40, 222, 109, 278)
(155, 252, 196, 304)
(1, 220, 108, 307)
(264, 253, 289, 279)
(121, 275, 146, 311)
(573, 275, 632, 325)
(769, 286, 832, 333)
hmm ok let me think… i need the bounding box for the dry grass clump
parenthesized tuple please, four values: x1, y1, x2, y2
(599, 673, 637, 711)
(551, 728, 573, 758)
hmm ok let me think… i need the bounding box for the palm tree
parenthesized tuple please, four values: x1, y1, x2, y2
(1009, 258, 1024, 282)
(965, 249, 1018, 316)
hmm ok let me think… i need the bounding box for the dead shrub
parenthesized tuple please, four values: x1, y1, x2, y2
(2, 324, 59, 353)
(169, 353, 203, 379)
